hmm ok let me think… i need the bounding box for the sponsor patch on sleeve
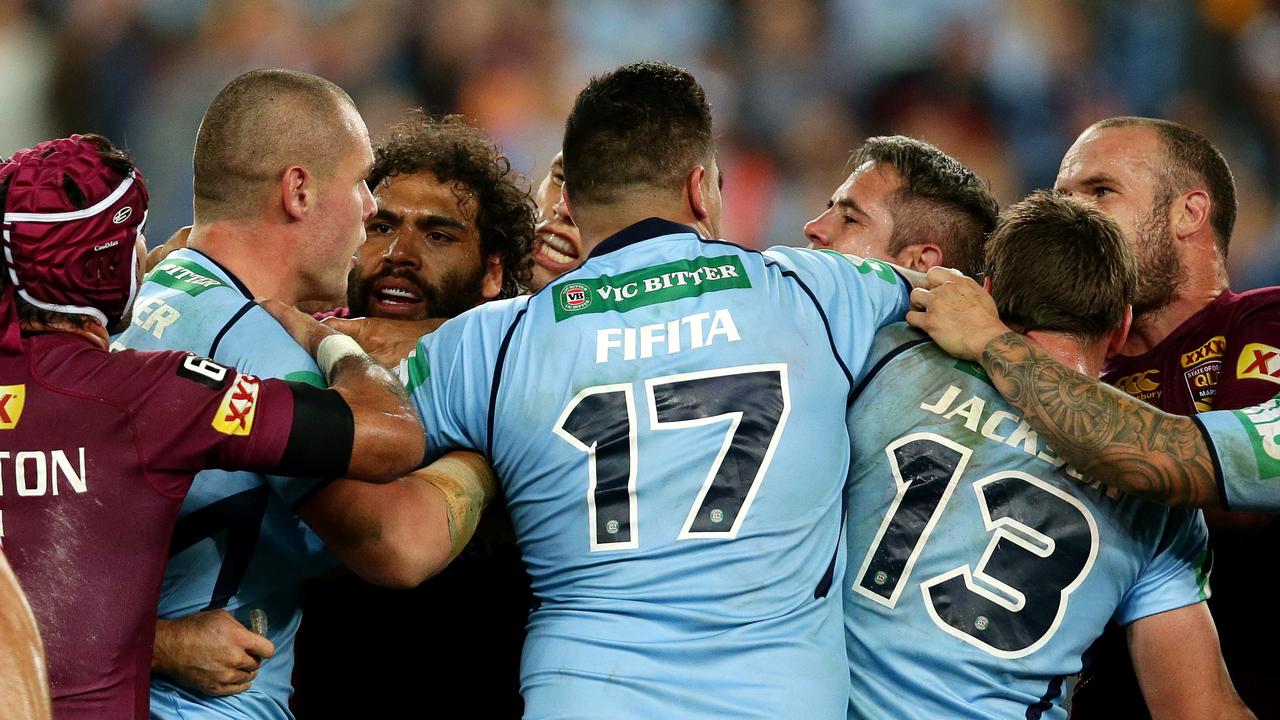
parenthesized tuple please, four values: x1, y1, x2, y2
(1237, 342, 1280, 385)
(0, 384, 26, 430)
(212, 373, 261, 436)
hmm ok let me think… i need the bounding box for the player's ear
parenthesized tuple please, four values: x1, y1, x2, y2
(1106, 305, 1133, 359)
(281, 165, 312, 221)
(687, 165, 710, 222)
(981, 276, 994, 294)
(1173, 190, 1210, 241)
(896, 244, 944, 273)
(480, 252, 503, 301)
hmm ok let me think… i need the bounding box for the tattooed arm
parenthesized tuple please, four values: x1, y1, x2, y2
(976, 332, 1219, 507)
(906, 268, 1221, 508)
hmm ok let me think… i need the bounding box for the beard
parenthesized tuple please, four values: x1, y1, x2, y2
(346, 262, 487, 321)
(1130, 200, 1187, 318)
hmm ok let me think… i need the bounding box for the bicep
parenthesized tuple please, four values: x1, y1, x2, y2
(1129, 603, 1251, 720)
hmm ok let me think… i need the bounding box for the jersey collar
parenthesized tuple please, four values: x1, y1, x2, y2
(176, 248, 255, 300)
(587, 217, 703, 260)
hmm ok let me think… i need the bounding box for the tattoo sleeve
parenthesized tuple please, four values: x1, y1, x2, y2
(979, 332, 1220, 507)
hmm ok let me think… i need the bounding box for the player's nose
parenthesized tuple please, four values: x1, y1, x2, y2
(804, 215, 829, 248)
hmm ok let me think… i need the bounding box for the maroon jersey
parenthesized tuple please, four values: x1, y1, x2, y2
(1079, 286, 1280, 719)
(1103, 288, 1280, 413)
(0, 332, 305, 719)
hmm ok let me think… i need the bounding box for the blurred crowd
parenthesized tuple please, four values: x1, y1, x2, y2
(2, 0, 1278, 286)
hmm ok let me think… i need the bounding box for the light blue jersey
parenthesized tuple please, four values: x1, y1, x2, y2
(843, 324, 1212, 720)
(119, 249, 334, 719)
(1196, 392, 1280, 511)
(404, 219, 909, 719)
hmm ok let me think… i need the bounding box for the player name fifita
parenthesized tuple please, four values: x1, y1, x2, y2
(596, 308, 741, 363)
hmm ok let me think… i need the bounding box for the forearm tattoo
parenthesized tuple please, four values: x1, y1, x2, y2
(980, 332, 1219, 507)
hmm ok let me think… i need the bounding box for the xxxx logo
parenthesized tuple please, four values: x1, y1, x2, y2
(0, 384, 25, 429)
(1238, 343, 1280, 385)
(212, 373, 260, 436)
(1182, 336, 1226, 368)
(1115, 369, 1160, 397)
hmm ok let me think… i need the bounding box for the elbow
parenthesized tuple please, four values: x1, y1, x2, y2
(345, 540, 448, 589)
(348, 411, 426, 483)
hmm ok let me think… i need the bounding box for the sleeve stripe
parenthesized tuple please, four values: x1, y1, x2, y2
(275, 384, 353, 481)
(487, 307, 529, 459)
(1191, 413, 1231, 511)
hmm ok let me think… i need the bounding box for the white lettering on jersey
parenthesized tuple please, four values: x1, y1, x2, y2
(0, 449, 88, 497)
(596, 264, 741, 303)
(132, 296, 183, 339)
(920, 385, 1083, 480)
(595, 309, 741, 364)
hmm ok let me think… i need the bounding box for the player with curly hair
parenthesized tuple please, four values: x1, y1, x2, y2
(348, 111, 534, 319)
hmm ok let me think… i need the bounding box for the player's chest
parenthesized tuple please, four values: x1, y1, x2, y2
(1104, 331, 1229, 414)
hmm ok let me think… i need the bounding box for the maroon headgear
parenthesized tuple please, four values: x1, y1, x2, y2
(0, 134, 148, 353)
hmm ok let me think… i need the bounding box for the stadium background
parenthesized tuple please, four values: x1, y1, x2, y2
(2, 0, 1278, 286)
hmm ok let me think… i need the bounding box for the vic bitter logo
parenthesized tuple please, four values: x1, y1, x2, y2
(559, 282, 592, 312)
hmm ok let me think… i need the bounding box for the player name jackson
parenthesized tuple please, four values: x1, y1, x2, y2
(595, 308, 741, 363)
(920, 385, 1086, 480)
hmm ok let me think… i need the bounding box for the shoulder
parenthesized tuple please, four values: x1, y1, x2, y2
(431, 295, 531, 348)
(216, 305, 321, 378)
(763, 246, 898, 280)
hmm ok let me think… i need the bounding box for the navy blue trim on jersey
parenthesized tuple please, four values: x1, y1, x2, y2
(815, 489, 848, 599)
(1191, 414, 1231, 511)
(488, 307, 530, 458)
(587, 217, 702, 260)
(1025, 675, 1065, 720)
(700, 238, 859, 390)
(848, 337, 931, 408)
(208, 301, 256, 358)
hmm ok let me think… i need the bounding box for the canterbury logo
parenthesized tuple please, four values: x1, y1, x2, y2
(112, 206, 132, 224)
(1237, 343, 1280, 385)
(1115, 370, 1160, 396)
(1181, 336, 1225, 368)
(212, 373, 260, 436)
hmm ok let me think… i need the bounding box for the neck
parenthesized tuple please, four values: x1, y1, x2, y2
(1024, 329, 1107, 377)
(1122, 247, 1228, 355)
(187, 220, 302, 304)
(575, 195, 709, 256)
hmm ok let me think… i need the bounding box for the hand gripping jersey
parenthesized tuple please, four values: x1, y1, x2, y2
(843, 324, 1211, 720)
(119, 249, 338, 720)
(0, 333, 305, 719)
(405, 219, 910, 719)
